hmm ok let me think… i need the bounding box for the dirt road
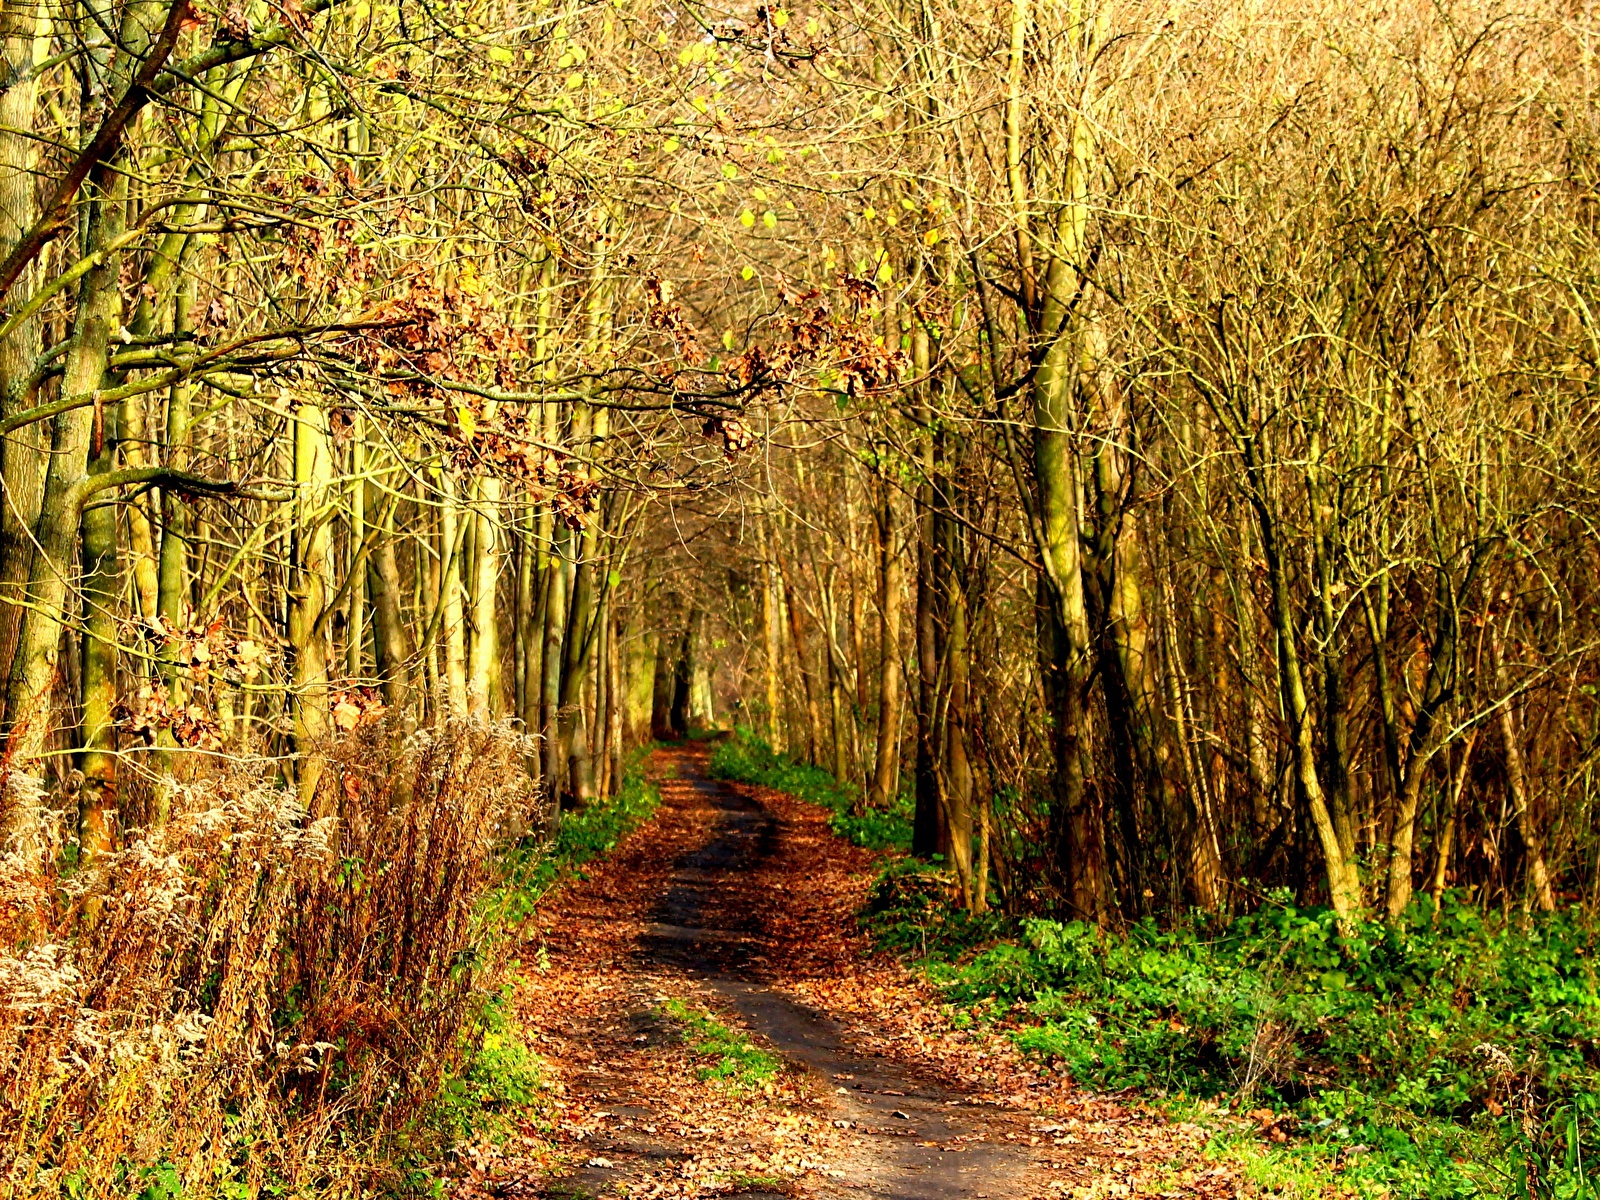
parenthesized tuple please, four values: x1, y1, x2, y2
(496, 742, 1222, 1200)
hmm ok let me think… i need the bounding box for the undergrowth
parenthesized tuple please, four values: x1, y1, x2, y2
(866, 859, 1600, 1199)
(707, 729, 911, 851)
(660, 998, 783, 1090)
(0, 724, 663, 1199)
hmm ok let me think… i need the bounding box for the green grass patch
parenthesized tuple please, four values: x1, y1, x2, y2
(708, 729, 911, 851)
(661, 997, 784, 1090)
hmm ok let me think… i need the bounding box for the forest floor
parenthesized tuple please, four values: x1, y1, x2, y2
(461, 741, 1239, 1200)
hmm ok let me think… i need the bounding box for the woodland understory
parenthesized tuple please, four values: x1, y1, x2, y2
(2, 0, 1599, 1193)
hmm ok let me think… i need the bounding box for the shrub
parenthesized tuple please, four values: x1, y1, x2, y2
(0, 717, 538, 1199)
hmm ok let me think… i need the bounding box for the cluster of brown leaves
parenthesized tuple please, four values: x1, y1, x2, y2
(451, 405, 603, 529)
(720, 273, 907, 402)
(258, 170, 380, 303)
(700, 415, 754, 455)
(114, 683, 222, 749)
(113, 619, 270, 747)
(349, 271, 523, 397)
(330, 687, 386, 733)
(646, 278, 708, 367)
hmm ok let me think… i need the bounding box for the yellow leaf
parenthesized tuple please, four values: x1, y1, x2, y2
(566, 71, 584, 88)
(876, 258, 894, 284)
(762, 210, 777, 229)
(489, 45, 513, 64)
(773, 8, 789, 26)
(741, 265, 755, 280)
(740, 209, 756, 227)
(924, 228, 942, 246)
(457, 406, 477, 438)
(721, 162, 738, 180)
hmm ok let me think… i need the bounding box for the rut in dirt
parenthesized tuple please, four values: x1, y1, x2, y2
(587, 740, 1045, 1199)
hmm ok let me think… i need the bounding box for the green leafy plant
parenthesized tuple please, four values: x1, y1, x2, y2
(864, 877, 1600, 1198)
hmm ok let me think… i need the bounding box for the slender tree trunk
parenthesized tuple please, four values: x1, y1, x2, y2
(367, 472, 411, 719)
(761, 522, 784, 750)
(468, 474, 502, 717)
(1430, 728, 1477, 904)
(560, 515, 598, 807)
(346, 429, 365, 679)
(1243, 445, 1361, 922)
(3, 176, 125, 844)
(913, 449, 943, 858)
(541, 526, 569, 791)
(79, 411, 120, 856)
(0, 0, 51, 708)
(442, 476, 468, 710)
(1492, 625, 1556, 912)
(290, 398, 333, 815)
(944, 523, 975, 903)
(869, 476, 904, 809)
(607, 600, 623, 793)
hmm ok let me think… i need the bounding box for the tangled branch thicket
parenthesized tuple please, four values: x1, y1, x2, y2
(1, 719, 535, 1196)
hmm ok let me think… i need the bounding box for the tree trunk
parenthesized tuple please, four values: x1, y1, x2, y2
(367, 473, 411, 720)
(868, 476, 904, 810)
(78, 410, 120, 857)
(2, 177, 124, 845)
(0, 0, 51, 708)
(1492, 625, 1556, 912)
(540, 526, 569, 792)
(442, 476, 468, 710)
(468, 474, 502, 717)
(560, 518, 598, 807)
(290, 398, 333, 815)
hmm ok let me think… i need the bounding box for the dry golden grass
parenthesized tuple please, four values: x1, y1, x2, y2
(0, 717, 538, 1199)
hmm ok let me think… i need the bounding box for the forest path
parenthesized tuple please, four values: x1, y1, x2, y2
(511, 739, 1097, 1200)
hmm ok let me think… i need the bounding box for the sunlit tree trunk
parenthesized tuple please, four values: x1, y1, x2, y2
(290, 398, 333, 814)
(468, 473, 502, 717)
(2, 178, 125, 844)
(367, 470, 411, 719)
(0, 0, 51, 707)
(442, 475, 468, 710)
(1491, 623, 1556, 912)
(78, 406, 121, 857)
